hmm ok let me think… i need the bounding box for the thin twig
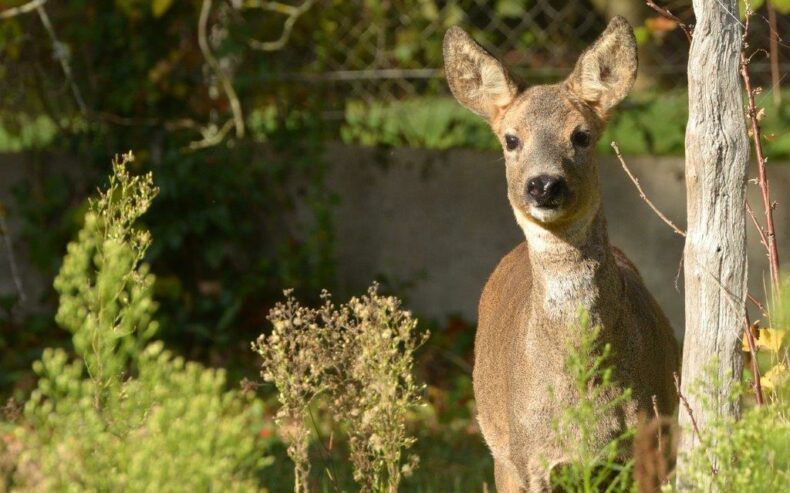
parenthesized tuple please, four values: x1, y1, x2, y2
(0, 0, 46, 19)
(611, 142, 686, 237)
(651, 395, 663, 454)
(35, 3, 87, 115)
(745, 200, 769, 251)
(198, 0, 245, 139)
(646, 0, 693, 42)
(0, 211, 26, 304)
(3, 0, 88, 115)
(245, 0, 315, 52)
(674, 373, 704, 452)
(766, 1, 782, 107)
(747, 292, 768, 318)
(740, 8, 781, 294)
(743, 317, 765, 405)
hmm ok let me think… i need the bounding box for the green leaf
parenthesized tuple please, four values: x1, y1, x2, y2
(634, 26, 650, 46)
(151, 0, 175, 18)
(496, 0, 527, 19)
(772, 0, 790, 14)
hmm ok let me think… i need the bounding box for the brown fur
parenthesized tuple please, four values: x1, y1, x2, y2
(443, 17, 680, 492)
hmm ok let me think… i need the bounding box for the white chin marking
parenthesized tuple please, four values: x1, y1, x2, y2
(529, 206, 563, 223)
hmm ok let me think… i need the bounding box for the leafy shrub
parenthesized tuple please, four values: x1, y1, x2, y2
(682, 365, 790, 492)
(681, 276, 790, 492)
(1, 154, 270, 492)
(254, 285, 428, 493)
(549, 311, 635, 493)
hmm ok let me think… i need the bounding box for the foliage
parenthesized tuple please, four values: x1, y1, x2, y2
(53, 153, 159, 402)
(341, 90, 790, 159)
(1, 155, 270, 491)
(0, 0, 337, 399)
(549, 311, 635, 493)
(680, 276, 790, 492)
(683, 364, 790, 492)
(254, 285, 428, 493)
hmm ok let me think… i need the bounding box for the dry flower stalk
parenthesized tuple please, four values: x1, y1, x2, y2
(254, 284, 428, 493)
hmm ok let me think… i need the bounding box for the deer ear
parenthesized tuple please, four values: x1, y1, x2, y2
(565, 16, 637, 116)
(443, 27, 518, 121)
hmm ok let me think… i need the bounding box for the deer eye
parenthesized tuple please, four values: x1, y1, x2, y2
(504, 134, 520, 151)
(571, 130, 591, 148)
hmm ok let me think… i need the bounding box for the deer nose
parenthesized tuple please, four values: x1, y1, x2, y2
(526, 175, 567, 207)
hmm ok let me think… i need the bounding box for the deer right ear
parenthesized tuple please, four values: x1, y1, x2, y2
(443, 27, 517, 122)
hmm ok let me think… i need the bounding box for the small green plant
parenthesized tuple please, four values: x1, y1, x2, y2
(254, 285, 428, 493)
(680, 276, 790, 492)
(681, 362, 790, 492)
(549, 311, 635, 493)
(2, 153, 270, 491)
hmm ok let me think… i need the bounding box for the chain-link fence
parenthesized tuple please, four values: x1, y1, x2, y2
(265, 0, 790, 107)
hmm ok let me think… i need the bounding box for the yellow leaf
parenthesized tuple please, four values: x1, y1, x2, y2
(757, 328, 786, 352)
(761, 363, 788, 390)
(742, 328, 786, 353)
(152, 0, 175, 18)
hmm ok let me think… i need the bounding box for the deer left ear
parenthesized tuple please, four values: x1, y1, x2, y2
(565, 16, 637, 116)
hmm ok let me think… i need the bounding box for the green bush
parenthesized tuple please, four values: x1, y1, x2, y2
(2, 154, 270, 492)
(549, 312, 635, 493)
(682, 365, 790, 492)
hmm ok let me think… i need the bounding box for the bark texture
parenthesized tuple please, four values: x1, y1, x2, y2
(676, 0, 749, 487)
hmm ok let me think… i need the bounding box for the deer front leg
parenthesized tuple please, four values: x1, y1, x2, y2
(495, 459, 526, 493)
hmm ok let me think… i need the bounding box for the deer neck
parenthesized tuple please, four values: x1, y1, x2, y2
(520, 208, 621, 326)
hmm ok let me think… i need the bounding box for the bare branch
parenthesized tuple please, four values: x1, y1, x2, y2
(611, 142, 686, 237)
(186, 119, 236, 151)
(198, 0, 245, 139)
(745, 200, 769, 251)
(0, 0, 46, 19)
(766, 1, 782, 107)
(674, 373, 702, 447)
(651, 395, 663, 454)
(1, 1, 88, 115)
(35, 3, 87, 115)
(0, 207, 27, 304)
(740, 9, 781, 294)
(246, 0, 315, 51)
(646, 0, 693, 42)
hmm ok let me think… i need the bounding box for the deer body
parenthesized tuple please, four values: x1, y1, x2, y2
(443, 18, 679, 492)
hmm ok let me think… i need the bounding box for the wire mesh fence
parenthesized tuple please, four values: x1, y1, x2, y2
(264, 0, 790, 107)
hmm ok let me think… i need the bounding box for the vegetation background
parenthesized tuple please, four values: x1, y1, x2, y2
(0, 0, 788, 491)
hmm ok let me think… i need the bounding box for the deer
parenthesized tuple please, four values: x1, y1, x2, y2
(443, 17, 680, 492)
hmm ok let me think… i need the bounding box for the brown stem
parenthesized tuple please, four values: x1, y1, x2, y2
(651, 394, 663, 454)
(767, 1, 781, 107)
(747, 292, 768, 318)
(611, 142, 686, 237)
(740, 12, 782, 294)
(745, 200, 769, 251)
(646, 0, 693, 42)
(673, 373, 701, 445)
(743, 317, 765, 406)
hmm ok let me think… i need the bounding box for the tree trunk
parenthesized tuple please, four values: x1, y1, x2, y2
(676, 0, 749, 488)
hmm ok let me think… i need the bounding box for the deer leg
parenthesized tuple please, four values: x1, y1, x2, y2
(495, 459, 525, 493)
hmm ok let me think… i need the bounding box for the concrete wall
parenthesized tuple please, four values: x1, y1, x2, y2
(2, 147, 789, 342)
(325, 145, 790, 340)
